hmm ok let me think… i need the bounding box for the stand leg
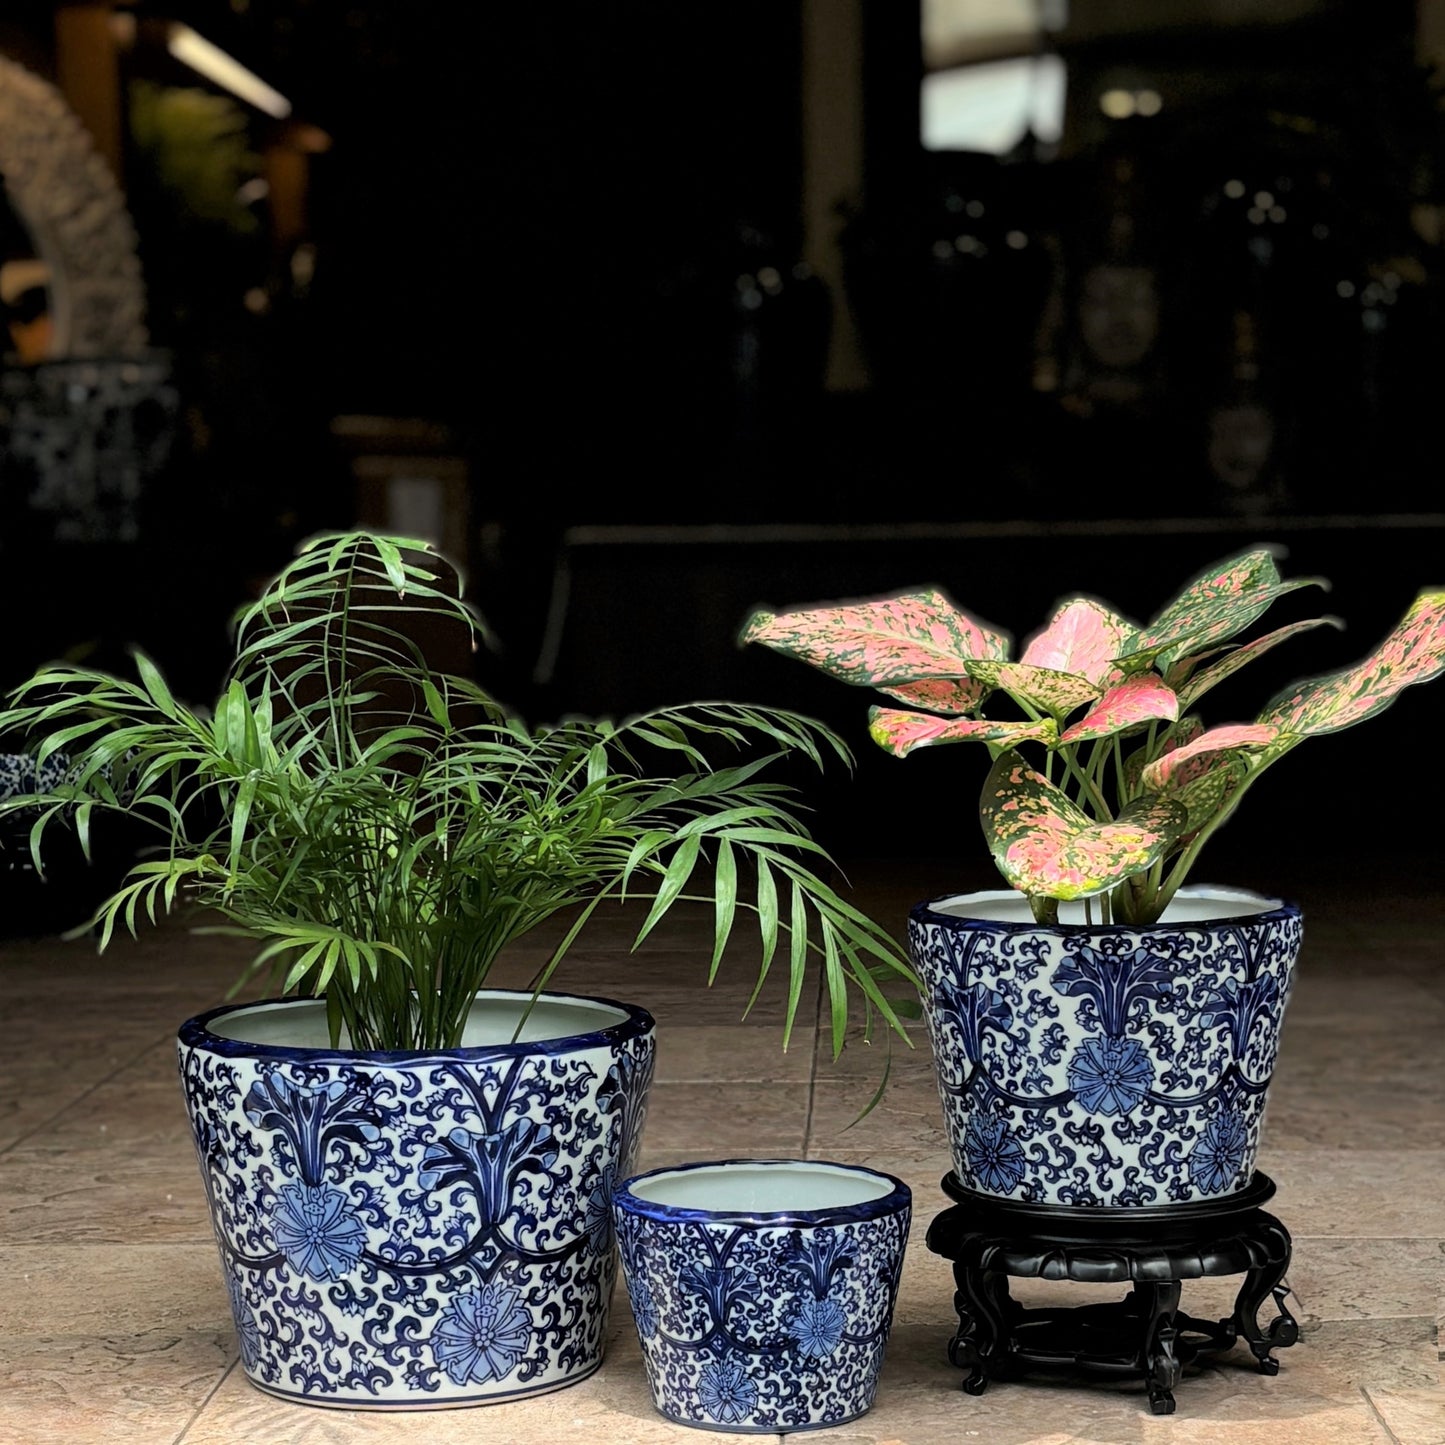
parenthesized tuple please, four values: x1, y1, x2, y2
(1232, 1215, 1299, 1374)
(947, 1263, 1011, 1395)
(1142, 1281, 1183, 1415)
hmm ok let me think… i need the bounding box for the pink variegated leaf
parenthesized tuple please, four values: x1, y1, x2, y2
(741, 590, 1009, 690)
(1163, 645, 1234, 690)
(868, 708, 1056, 758)
(1177, 617, 1345, 710)
(1123, 715, 1205, 793)
(962, 660, 1101, 718)
(1120, 549, 1326, 672)
(1021, 597, 1140, 687)
(1058, 674, 1178, 746)
(876, 676, 988, 716)
(1259, 589, 1445, 737)
(1140, 724, 1279, 791)
(980, 751, 1187, 901)
(1170, 754, 1249, 838)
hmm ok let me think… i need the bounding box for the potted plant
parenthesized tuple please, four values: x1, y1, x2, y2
(0, 531, 917, 1407)
(744, 547, 1445, 1207)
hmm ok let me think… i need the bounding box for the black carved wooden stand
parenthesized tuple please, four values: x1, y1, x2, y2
(926, 1171, 1298, 1414)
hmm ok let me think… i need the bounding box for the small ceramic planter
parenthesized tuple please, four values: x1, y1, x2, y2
(613, 1159, 911, 1433)
(178, 990, 655, 1408)
(909, 886, 1303, 1208)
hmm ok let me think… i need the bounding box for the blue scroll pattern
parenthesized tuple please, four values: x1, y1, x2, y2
(179, 999, 654, 1406)
(910, 897, 1302, 1207)
(615, 1204, 910, 1433)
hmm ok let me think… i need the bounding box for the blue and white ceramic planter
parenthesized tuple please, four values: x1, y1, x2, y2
(614, 1159, 911, 1433)
(177, 990, 655, 1408)
(909, 887, 1302, 1209)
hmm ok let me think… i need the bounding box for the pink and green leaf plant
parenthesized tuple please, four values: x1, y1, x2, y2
(743, 548, 1445, 925)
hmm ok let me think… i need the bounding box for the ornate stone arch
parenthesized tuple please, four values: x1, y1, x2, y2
(0, 52, 147, 357)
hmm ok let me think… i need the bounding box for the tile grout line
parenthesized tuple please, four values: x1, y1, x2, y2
(171, 1356, 240, 1445)
(1360, 1384, 1404, 1444)
(0, 1030, 170, 1158)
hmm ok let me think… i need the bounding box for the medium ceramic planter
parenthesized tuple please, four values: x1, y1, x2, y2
(909, 887, 1302, 1209)
(614, 1159, 911, 1433)
(177, 990, 655, 1408)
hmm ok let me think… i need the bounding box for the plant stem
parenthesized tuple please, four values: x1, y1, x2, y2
(1153, 745, 1294, 912)
(1057, 744, 1111, 819)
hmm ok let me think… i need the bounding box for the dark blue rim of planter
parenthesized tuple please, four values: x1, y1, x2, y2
(911, 886, 1301, 936)
(178, 990, 654, 1064)
(614, 1157, 911, 1227)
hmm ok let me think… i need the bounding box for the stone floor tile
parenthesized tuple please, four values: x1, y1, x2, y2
(809, 1317, 1158, 1445)
(1263, 1028, 1445, 1150)
(1363, 1386, 1445, 1445)
(0, 1140, 211, 1248)
(1132, 1405, 1394, 1443)
(1287, 1238, 1444, 1325)
(816, 1032, 940, 1082)
(1292, 1316, 1440, 1397)
(0, 1043, 209, 1247)
(485, 943, 764, 994)
(0, 1244, 225, 1338)
(844, 1320, 1409, 1443)
(1283, 972, 1445, 1029)
(634, 1081, 810, 1157)
(0, 1025, 167, 1152)
(1261, 1152, 1445, 1238)
(807, 1060, 950, 1158)
(0, 922, 259, 1001)
(651, 1024, 814, 1084)
(178, 1326, 764, 1443)
(556, 978, 813, 1031)
(0, 1330, 234, 1445)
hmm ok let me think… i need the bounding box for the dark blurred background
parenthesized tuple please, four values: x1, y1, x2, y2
(1, 0, 1443, 879)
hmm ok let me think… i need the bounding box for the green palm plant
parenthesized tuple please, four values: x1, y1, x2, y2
(0, 533, 916, 1053)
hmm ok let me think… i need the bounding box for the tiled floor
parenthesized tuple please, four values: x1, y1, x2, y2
(2, 856, 1442, 1444)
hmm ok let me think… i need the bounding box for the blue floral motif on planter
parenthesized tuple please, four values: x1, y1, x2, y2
(429, 1280, 534, 1386)
(1196, 975, 1283, 1060)
(789, 1296, 847, 1359)
(271, 1180, 369, 1280)
(932, 980, 1014, 1067)
(243, 1070, 381, 1185)
(698, 1357, 759, 1424)
(963, 1113, 1028, 1195)
(615, 1160, 911, 1432)
(780, 1226, 857, 1296)
(226, 1272, 261, 1370)
(1066, 1035, 1155, 1116)
(910, 889, 1303, 1207)
(1051, 945, 1177, 1036)
(584, 1164, 616, 1253)
(628, 1275, 659, 1338)
(179, 990, 656, 1407)
(681, 1259, 760, 1329)
(416, 1117, 559, 1223)
(1188, 1109, 1250, 1194)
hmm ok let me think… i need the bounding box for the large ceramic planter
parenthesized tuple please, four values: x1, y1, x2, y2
(614, 1159, 911, 1433)
(177, 990, 655, 1407)
(909, 887, 1302, 1209)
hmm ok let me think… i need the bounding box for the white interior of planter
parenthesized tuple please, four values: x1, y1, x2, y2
(205, 993, 629, 1049)
(933, 886, 1280, 925)
(629, 1161, 894, 1213)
